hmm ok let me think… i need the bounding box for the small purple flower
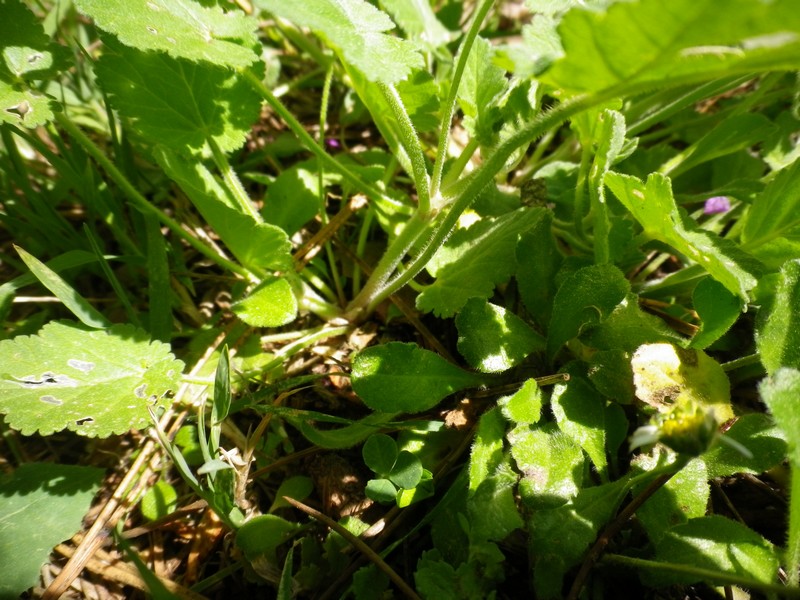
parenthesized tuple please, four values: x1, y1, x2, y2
(703, 196, 731, 215)
(325, 138, 341, 149)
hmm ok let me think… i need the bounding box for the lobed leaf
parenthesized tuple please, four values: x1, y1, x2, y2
(605, 171, 762, 301)
(96, 39, 262, 154)
(256, 0, 423, 84)
(418, 207, 547, 317)
(0, 321, 183, 437)
(542, 0, 800, 96)
(351, 342, 484, 413)
(379, 0, 451, 50)
(75, 0, 260, 68)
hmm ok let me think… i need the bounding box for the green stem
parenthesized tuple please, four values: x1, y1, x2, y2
(440, 136, 480, 191)
(207, 136, 261, 222)
(379, 82, 431, 214)
(430, 0, 496, 201)
(788, 465, 800, 586)
(55, 113, 254, 281)
(601, 554, 799, 596)
(241, 69, 391, 205)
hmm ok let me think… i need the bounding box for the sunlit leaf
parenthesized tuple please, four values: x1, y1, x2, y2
(231, 277, 298, 328)
(0, 321, 183, 437)
(75, 0, 260, 68)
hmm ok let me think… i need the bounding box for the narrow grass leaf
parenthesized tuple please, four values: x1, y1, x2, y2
(145, 215, 173, 342)
(15, 245, 110, 329)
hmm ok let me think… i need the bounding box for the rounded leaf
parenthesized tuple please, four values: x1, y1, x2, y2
(140, 480, 178, 521)
(365, 478, 398, 504)
(362, 434, 398, 476)
(388, 450, 423, 490)
(351, 342, 484, 413)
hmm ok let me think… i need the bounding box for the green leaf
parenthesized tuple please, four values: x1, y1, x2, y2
(689, 278, 742, 349)
(362, 433, 398, 476)
(469, 407, 506, 492)
(15, 245, 110, 329)
(256, 0, 423, 84)
(289, 411, 398, 449)
(236, 514, 299, 563)
(140, 480, 179, 521)
(269, 476, 314, 513)
(551, 371, 607, 474)
(516, 211, 562, 330)
(96, 39, 262, 154)
(589, 109, 627, 264)
(231, 277, 298, 328)
(351, 342, 484, 413)
(457, 36, 507, 144)
(456, 298, 545, 373)
(365, 478, 398, 504)
(760, 368, 800, 466)
(530, 477, 631, 599)
(661, 114, 776, 178)
(262, 161, 330, 235)
(74, 0, 260, 68)
(605, 171, 762, 301)
(542, 0, 800, 95)
(389, 451, 423, 489)
(631, 343, 733, 423)
(633, 452, 708, 543)
(743, 158, 800, 250)
(0, 321, 183, 437)
(546, 263, 630, 359)
(756, 259, 800, 375)
(379, 0, 451, 50)
(509, 423, 584, 509)
(154, 147, 292, 272)
(418, 207, 547, 317)
(649, 515, 779, 587)
(467, 469, 524, 542)
(0, 0, 65, 127)
(703, 414, 787, 478)
(498, 379, 543, 426)
(0, 463, 104, 600)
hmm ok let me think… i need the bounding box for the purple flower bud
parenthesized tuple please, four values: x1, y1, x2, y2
(325, 138, 341, 149)
(703, 196, 731, 215)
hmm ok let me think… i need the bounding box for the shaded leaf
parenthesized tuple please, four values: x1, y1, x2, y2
(546, 263, 630, 359)
(516, 211, 562, 330)
(689, 278, 742, 349)
(362, 433, 398, 475)
(0, 463, 104, 599)
(0, 321, 183, 437)
(418, 207, 547, 317)
(75, 0, 260, 68)
(469, 407, 506, 492)
(467, 469, 524, 542)
(703, 414, 787, 478)
(389, 451, 423, 489)
(236, 514, 299, 563)
(457, 36, 507, 143)
(352, 343, 484, 413)
(97, 39, 262, 153)
(759, 368, 800, 466)
(742, 158, 800, 250)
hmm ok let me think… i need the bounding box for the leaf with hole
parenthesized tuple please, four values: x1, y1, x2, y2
(75, 0, 260, 68)
(0, 321, 183, 437)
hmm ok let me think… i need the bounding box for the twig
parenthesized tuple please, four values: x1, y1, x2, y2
(282, 496, 422, 600)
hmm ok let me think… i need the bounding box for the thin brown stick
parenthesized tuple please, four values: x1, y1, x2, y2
(282, 496, 422, 600)
(566, 470, 678, 600)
